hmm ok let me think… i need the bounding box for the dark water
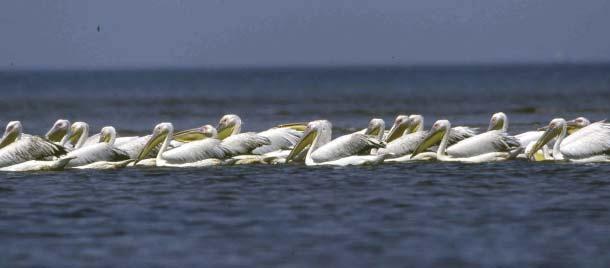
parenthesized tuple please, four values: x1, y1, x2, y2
(1, 65, 610, 267)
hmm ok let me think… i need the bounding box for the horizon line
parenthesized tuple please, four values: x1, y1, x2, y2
(2, 61, 610, 72)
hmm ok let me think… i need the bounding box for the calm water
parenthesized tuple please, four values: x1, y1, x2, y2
(1, 65, 610, 267)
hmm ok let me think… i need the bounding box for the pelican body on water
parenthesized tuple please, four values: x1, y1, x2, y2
(0, 111, 609, 171)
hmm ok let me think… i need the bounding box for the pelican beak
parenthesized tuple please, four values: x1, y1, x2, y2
(364, 125, 380, 137)
(46, 126, 67, 142)
(98, 132, 111, 143)
(487, 118, 502, 131)
(276, 122, 308, 131)
(411, 127, 445, 157)
(173, 127, 209, 143)
(217, 122, 234, 140)
(286, 127, 317, 162)
(0, 130, 18, 149)
(527, 126, 558, 160)
(67, 126, 82, 146)
(566, 120, 581, 135)
(135, 131, 166, 163)
(385, 123, 407, 143)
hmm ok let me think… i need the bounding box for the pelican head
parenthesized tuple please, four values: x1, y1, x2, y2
(566, 117, 590, 134)
(0, 121, 23, 149)
(217, 114, 242, 140)
(488, 112, 508, 131)
(407, 114, 424, 133)
(385, 115, 409, 142)
(98, 126, 117, 144)
(286, 120, 332, 162)
(173, 124, 218, 143)
(136, 122, 174, 163)
(45, 119, 71, 142)
(364, 118, 385, 140)
(411, 119, 451, 157)
(67, 122, 89, 147)
(527, 118, 566, 159)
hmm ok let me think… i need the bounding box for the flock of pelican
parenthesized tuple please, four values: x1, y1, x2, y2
(0, 112, 608, 172)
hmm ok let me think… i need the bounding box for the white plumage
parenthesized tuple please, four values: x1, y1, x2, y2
(287, 120, 387, 166)
(413, 120, 515, 163)
(446, 130, 520, 158)
(559, 122, 610, 160)
(0, 121, 67, 168)
(65, 126, 130, 167)
(136, 123, 227, 167)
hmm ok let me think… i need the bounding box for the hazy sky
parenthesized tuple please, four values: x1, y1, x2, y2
(1, 0, 609, 69)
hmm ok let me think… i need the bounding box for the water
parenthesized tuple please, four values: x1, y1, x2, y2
(1, 64, 610, 267)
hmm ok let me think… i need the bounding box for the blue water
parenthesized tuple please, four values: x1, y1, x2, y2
(1, 65, 610, 267)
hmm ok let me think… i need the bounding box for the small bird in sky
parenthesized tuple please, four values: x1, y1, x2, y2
(97, 25, 101, 32)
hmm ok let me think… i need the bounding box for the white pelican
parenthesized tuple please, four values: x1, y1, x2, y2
(411, 120, 516, 163)
(45, 119, 71, 146)
(527, 118, 610, 162)
(64, 126, 130, 168)
(384, 115, 410, 143)
(360, 118, 386, 142)
(488, 113, 592, 159)
(487, 112, 542, 147)
(64, 122, 90, 150)
(216, 114, 300, 155)
(286, 120, 387, 166)
(0, 121, 68, 168)
(378, 115, 477, 161)
(0, 156, 75, 172)
(135, 123, 227, 167)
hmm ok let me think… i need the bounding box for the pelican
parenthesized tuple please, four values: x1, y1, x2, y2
(384, 115, 410, 143)
(135, 123, 227, 167)
(411, 120, 517, 163)
(379, 115, 478, 161)
(0, 121, 67, 168)
(286, 120, 387, 166)
(64, 126, 130, 167)
(113, 125, 213, 160)
(527, 118, 610, 162)
(0, 156, 75, 172)
(83, 131, 141, 149)
(488, 113, 592, 159)
(489, 113, 592, 147)
(64, 122, 90, 150)
(45, 119, 71, 146)
(216, 114, 300, 155)
(360, 118, 386, 141)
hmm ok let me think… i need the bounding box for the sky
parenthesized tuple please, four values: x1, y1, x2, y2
(1, 0, 609, 69)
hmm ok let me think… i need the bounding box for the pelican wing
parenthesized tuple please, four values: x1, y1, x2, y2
(378, 126, 475, 157)
(83, 134, 100, 147)
(311, 133, 384, 163)
(162, 138, 226, 164)
(221, 132, 271, 157)
(561, 122, 610, 159)
(448, 126, 478, 145)
(446, 130, 520, 158)
(66, 143, 130, 167)
(0, 136, 67, 167)
(515, 131, 544, 147)
(377, 131, 426, 156)
(252, 128, 302, 155)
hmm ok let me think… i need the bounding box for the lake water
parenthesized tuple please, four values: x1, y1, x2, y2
(1, 64, 610, 267)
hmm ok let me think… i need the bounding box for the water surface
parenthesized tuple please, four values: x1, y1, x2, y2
(1, 65, 610, 267)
